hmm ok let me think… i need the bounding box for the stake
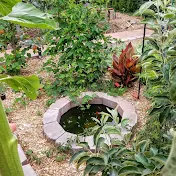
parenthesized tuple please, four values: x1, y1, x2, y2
(137, 24, 147, 99)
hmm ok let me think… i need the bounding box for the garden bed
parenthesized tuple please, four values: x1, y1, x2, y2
(3, 57, 151, 176)
(107, 12, 144, 33)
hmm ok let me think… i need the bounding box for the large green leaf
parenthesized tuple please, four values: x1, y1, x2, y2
(1, 2, 57, 30)
(0, 75, 40, 100)
(118, 166, 142, 176)
(151, 154, 167, 165)
(135, 153, 149, 166)
(138, 1, 154, 15)
(0, 0, 21, 16)
(70, 150, 88, 164)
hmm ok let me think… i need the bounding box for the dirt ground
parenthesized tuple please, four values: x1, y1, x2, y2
(107, 12, 144, 33)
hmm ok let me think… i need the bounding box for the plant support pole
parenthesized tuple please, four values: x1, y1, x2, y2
(137, 24, 147, 99)
(0, 99, 24, 176)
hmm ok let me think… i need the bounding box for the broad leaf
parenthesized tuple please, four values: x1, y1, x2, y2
(86, 157, 105, 166)
(118, 166, 142, 176)
(70, 150, 88, 164)
(139, 1, 154, 15)
(151, 154, 167, 165)
(0, 0, 21, 16)
(0, 75, 40, 100)
(1, 2, 57, 30)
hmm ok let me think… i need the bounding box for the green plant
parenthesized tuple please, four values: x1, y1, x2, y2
(162, 129, 176, 176)
(108, 42, 140, 87)
(136, 0, 176, 128)
(70, 108, 168, 175)
(26, 149, 42, 165)
(44, 1, 112, 98)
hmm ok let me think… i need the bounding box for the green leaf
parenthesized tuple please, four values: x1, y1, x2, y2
(86, 157, 105, 166)
(93, 126, 103, 145)
(164, 13, 175, 19)
(76, 156, 90, 170)
(108, 148, 119, 157)
(150, 147, 158, 156)
(121, 118, 129, 128)
(139, 1, 154, 15)
(90, 165, 105, 174)
(123, 133, 132, 144)
(77, 142, 90, 150)
(83, 164, 94, 176)
(96, 137, 105, 151)
(142, 168, 153, 176)
(0, 0, 21, 16)
(118, 166, 142, 176)
(110, 159, 121, 167)
(70, 150, 88, 164)
(103, 153, 109, 165)
(0, 75, 40, 100)
(1, 2, 57, 30)
(136, 140, 149, 153)
(135, 153, 149, 166)
(151, 154, 167, 165)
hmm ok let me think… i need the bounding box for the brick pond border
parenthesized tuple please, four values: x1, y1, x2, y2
(43, 92, 137, 150)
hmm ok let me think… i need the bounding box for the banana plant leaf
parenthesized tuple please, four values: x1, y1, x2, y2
(1, 2, 57, 30)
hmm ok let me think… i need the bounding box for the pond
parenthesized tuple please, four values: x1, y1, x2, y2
(60, 104, 117, 134)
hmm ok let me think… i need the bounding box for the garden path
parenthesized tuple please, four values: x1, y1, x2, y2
(105, 28, 153, 41)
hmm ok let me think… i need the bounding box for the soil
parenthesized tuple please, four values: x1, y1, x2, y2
(107, 12, 144, 33)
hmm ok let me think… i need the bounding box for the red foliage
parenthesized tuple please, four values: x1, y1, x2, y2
(108, 42, 140, 87)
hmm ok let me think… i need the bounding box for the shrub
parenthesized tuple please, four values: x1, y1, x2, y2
(44, 1, 112, 97)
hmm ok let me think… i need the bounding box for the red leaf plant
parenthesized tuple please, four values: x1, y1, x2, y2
(108, 42, 140, 87)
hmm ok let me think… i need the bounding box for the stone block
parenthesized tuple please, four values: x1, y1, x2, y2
(23, 164, 37, 176)
(118, 100, 135, 116)
(55, 132, 77, 146)
(49, 97, 70, 112)
(18, 144, 27, 165)
(122, 111, 137, 130)
(42, 109, 59, 124)
(44, 122, 65, 141)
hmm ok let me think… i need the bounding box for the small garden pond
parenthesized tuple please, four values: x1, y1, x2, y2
(60, 104, 121, 134)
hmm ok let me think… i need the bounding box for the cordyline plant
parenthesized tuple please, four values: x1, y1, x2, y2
(108, 42, 140, 87)
(0, 0, 57, 175)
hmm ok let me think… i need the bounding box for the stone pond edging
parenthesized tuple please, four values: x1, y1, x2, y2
(18, 144, 37, 176)
(43, 92, 137, 150)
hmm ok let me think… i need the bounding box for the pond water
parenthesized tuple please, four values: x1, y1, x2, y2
(60, 104, 114, 134)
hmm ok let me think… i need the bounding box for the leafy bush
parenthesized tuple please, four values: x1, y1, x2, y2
(44, 1, 112, 97)
(136, 0, 176, 134)
(108, 42, 140, 87)
(70, 107, 168, 176)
